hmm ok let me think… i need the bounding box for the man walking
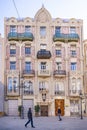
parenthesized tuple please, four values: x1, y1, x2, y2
(25, 107, 35, 128)
(58, 107, 62, 121)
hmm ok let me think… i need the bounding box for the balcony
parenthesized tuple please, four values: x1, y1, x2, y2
(53, 70, 66, 77)
(8, 32, 34, 41)
(38, 70, 51, 77)
(22, 70, 35, 77)
(53, 33, 79, 42)
(37, 50, 51, 59)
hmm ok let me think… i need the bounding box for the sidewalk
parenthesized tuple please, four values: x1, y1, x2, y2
(0, 116, 87, 130)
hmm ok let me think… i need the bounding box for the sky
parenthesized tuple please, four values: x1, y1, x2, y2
(0, 0, 87, 39)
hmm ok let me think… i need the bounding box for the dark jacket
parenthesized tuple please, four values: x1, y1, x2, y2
(58, 108, 61, 114)
(28, 109, 32, 119)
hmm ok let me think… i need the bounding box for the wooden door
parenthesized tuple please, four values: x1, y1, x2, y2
(41, 105, 48, 116)
(55, 99, 64, 116)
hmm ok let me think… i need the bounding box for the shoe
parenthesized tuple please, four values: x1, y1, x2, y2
(32, 126, 35, 128)
(25, 124, 27, 128)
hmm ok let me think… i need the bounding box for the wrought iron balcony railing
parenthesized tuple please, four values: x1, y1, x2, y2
(53, 70, 66, 77)
(37, 49, 51, 59)
(22, 70, 35, 76)
(53, 33, 79, 42)
(8, 32, 34, 41)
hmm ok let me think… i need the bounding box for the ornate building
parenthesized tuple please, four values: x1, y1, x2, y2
(83, 39, 87, 115)
(4, 6, 83, 117)
(0, 34, 4, 116)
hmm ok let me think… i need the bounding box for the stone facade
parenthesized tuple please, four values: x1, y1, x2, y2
(4, 6, 84, 117)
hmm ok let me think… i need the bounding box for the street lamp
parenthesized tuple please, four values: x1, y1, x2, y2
(20, 77, 24, 119)
(79, 92, 83, 119)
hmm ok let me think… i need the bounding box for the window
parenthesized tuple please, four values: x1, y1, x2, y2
(55, 82, 64, 94)
(25, 26, 31, 32)
(55, 50, 61, 56)
(10, 61, 16, 70)
(70, 27, 76, 33)
(39, 81, 46, 90)
(55, 26, 61, 33)
(71, 62, 77, 70)
(25, 62, 31, 71)
(71, 78, 76, 93)
(25, 47, 31, 55)
(8, 77, 18, 93)
(71, 50, 76, 57)
(10, 25, 16, 32)
(13, 77, 18, 92)
(10, 49, 16, 55)
(40, 62, 46, 70)
(40, 26, 46, 37)
(8, 77, 12, 92)
(24, 81, 33, 94)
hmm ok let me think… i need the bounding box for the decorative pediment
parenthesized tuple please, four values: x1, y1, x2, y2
(34, 6, 52, 22)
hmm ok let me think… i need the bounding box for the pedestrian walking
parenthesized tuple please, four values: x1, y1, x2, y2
(58, 107, 62, 121)
(25, 107, 35, 128)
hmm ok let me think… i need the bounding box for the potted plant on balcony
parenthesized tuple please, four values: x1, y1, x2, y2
(34, 105, 40, 117)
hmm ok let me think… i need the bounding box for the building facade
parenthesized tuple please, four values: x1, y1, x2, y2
(0, 34, 4, 116)
(4, 7, 84, 117)
(83, 39, 87, 115)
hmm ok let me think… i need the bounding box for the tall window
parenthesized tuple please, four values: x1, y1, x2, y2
(8, 77, 12, 92)
(70, 27, 76, 33)
(40, 62, 46, 70)
(55, 26, 61, 33)
(10, 61, 16, 70)
(8, 77, 18, 93)
(55, 49, 61, 56)
(55, 82, 64, 94)
(71, 78, 76, 93)
(25, 62, 31, 71)
(10, 25, 16, 32)
(71, 62, 77, 70)
(25, 26, 31, 32)
(40, 26, 46, 37)
(25, 47, 31, 55)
